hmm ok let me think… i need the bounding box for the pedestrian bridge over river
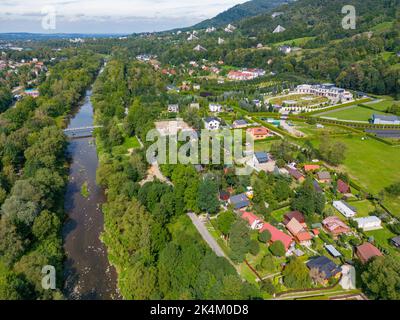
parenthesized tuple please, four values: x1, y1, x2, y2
(63, 125, 103, 138)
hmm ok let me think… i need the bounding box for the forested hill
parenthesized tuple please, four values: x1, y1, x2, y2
(193, 0, 292, 29)
(239, 0, 399, 39)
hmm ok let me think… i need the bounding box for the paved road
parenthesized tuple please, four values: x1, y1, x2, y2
(187, 212, 226, 258)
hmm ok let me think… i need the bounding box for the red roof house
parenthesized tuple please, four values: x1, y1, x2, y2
(322, 216, 351, 237)
(241, 211, 263, 230)
(286, 218, 313, 245)
(259, 223, 294, 250)
(337, 179, 351, 194)
(283, 211, 306, 226)
(356, 243, 383, 264)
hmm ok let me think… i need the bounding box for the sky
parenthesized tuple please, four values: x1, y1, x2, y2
(0, 0, 248, 34)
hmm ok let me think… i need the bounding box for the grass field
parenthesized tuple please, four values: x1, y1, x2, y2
(111, 135, 141, 155)
(272, 36, 316, 48)
(365, 227, 397, 255)
(254, 139, 277, 152)
(310, 134, 400, 216)
(324, 106, 388, 122)
(364, 97, 400, 112)
(347, 200, 377, 216)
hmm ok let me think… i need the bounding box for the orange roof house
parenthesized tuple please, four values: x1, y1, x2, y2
(304, 164, 320, 172)
(286, 218, 313, 245)
(322, 216, 351, 237)
(241, 211, 263, 230)
(356, 243, 383, 264)
(246, 127, 270, 140)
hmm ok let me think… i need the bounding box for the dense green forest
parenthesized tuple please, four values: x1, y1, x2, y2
(0, 51, 102, 299)
(193, 0, 291, 29)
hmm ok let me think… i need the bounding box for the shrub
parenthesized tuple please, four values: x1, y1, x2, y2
(258, 230, 272, 243)
(269, 241, 285, 257)
(261, 279, 276, 295)
(249, 240, 260, 256)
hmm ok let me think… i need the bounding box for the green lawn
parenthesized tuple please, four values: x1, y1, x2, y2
(272, 36, 316, 48)
(324, 106, 388, 122)
(254, 139, 277, 152)
(311, 134, 400, 216)
(365, 227, 397, 255)
(347, 200, 377, 217)
(269, 94, 329, 108)
(271, 206, 290, 222)
(111, 135, 141, 155)
(364, 98, 399, 112)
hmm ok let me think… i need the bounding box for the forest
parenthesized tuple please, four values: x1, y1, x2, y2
(0, 51, 102, 299)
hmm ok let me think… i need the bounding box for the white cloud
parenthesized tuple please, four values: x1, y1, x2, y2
(0, 0, 247, 19)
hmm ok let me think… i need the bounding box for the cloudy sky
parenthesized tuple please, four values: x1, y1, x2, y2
(0, 0, 247, 34)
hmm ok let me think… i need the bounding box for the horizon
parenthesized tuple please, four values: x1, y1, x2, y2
(0, 0, 248, 34)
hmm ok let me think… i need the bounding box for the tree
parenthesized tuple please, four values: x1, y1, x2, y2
(260, 279, 276, 295)
(309, 268, 326, 285)
(32, 210, 61, 241)
(361, 256, 400, 300)
(229, 220, 251, 263)
(258, 230, 272, 243)
(283, 258, 312, 289)
(216, 211, 235, 236)
(318, 137, 347, 166)
(249, 240, 260, 256)
(0, 262, 33, 300)
(269, 240, 285, 257)
(258, 254, 275, 273)
(197, 178, 219, 214)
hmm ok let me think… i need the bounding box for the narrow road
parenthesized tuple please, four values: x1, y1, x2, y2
(187, 212, 226, 258)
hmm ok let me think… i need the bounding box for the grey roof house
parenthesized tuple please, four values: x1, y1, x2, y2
(229, 193, 250, 210)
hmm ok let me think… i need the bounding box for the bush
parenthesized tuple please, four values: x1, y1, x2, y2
(258, 230, 272, 243)
(249, 240, 260, 256)
(389, 223, 400, 235)
(269, 241, 285, 257)
(260, 279, 276, 295)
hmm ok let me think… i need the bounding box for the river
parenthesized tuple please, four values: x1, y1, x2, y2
(62, 85, 120, 300)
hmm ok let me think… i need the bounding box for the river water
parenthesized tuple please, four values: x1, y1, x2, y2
(62, 88, 120, 300)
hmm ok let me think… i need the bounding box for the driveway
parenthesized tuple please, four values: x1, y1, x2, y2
(187, 212, 226, 258)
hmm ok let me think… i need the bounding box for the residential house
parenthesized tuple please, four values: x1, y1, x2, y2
(317, 171, 332, 184)
(306, 256, 341, 283)
(372, 114, 400, 125)
(219, 190, 230, 202)
(246, 127, 270, 140)
(241, 212, 263, 230)
(253, 152, 269, 166)
(286, 218, 313, 246)
(204, 117, 221, 130)
(167, 104, 179, 113)
(273, 25, 286, 33)
(333, 200, 357, 218)
(391, 236, 400, 248)
(304, 164, 320, 172)
(229, 193, 250, 210)
(259, 223, 294, 251)
(322, 216, 351, 237)
(209, 103, 222, 113)
(232, 119, 248, 129)
(287, 167, 305, 182)
(337, 179, 350, 194)
(193, 45, 207, 52)
(283, 211, 306, 226)
(353, 216, 382, 231)
(218, 37, 225, 45)
(279, 45, 292, 54)
(356, 243, 383, 264)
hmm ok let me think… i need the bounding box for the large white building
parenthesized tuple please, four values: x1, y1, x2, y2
(333, 200, 357, 218)
(372, 114, 400, 125)
(295, 84, 353, 103)
(353, 216, 382, 231)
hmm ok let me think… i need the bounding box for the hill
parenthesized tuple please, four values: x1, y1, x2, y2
(193, 0, 292, 29)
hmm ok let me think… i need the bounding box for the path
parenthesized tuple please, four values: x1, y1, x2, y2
(187, 212, 226, 258)
(139, 161, 173, 186)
